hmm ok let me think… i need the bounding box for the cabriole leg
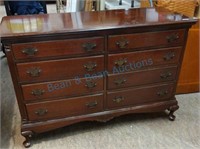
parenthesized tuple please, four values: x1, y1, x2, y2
(168, 105, 179, 121)
(21, 131, 33, 148)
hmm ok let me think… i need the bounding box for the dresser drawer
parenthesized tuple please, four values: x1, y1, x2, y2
(12, 37, 104, 60)
(22, 77, 104, 101)
(17, 55, 104, 82)
(108, 29, 185, 51)
(107, 84, 174, 109)
(26, 94, 103, 121)
(108, 66, 177, 90)
(107, 47, 182, 73)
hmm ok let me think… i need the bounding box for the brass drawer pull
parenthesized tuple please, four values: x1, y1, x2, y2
(113, 96, 124, 103)
(26, 67, 41, 77)
(166, 33, 179, 43)
(115, 58, 127, 67)
(35, 109, 48, 116)
(85, 81, 97, 88)
(163, 52, 175, 61)
(116, 38, 129, 49)
(160, 72, 172, 79)
(82, 42, 96, 52)
(114, 78, 127, 86)
(86, 101, 98, 108)
(84, 62, 97, 71)
(157, 90, 168, 97)
(22, 47, 38, 56)
(31, 89, 45, 96)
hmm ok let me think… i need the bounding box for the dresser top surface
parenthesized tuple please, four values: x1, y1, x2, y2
(0, 7, 196, 38)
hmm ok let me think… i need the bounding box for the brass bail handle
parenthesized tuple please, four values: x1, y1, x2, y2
(35, 109, 48, 116)
(114, 78, 127, 86)
(31, 89, 45, 96)
(26, 67, 42, 77)
(85, 81, 97, 88)
(115, 58, 128, 67)
(22, 47, 38, 56)
(82, 42, 97, 52)
(157, 90, 168, 97)
(160, 72, 172, 79)
(84, 62, 97, 71)
(163, 52, 175, 61)
(116, 37, 129, 49)
(86, 101, 98, 108)
(166, 33, 179, 43)
(113, 96, 125, 103)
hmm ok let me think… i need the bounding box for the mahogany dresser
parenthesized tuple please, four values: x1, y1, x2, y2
(0, 8, 196, 147)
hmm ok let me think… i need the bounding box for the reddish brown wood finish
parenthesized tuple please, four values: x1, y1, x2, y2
(0, 8, 196, 148)
(108, 66, 177, 90)
(22, 77, 104, 101)
(108, 29, 185, 51)
(0, 8, 195, 38)
(22, 99, 178, 134)
(107, 83, 174, 109)
(17, 55, 104, 82)
(107, 47, 182, 72)
(26, 94, 104, 121)
(12, 37, 104, 60)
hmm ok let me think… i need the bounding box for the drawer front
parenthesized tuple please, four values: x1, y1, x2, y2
(108, 47, 182, 72)
(107, 84, 174, 109)
(108, 66, 177, 90)
(17, 55, 104, 82)
(22, 77, 104, 101)
(108, 29, 185, 51)
(12, 37, 104, 60)
(26, 94, 103, 121)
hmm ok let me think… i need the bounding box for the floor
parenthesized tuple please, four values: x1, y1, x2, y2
(1, 3, 200, 149)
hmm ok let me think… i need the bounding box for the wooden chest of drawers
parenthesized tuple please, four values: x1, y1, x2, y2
(0, 8, 196, 147)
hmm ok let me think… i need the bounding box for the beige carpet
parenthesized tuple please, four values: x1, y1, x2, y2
(7, 93, 200, 149)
